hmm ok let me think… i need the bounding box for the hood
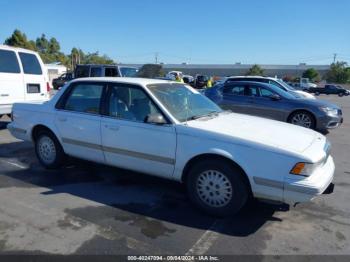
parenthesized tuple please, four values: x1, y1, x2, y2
(185, 112, 319, 155)
(294, 90, 316, 99)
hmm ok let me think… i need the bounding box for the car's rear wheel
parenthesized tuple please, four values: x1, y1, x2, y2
(315, 91, 320, 96)
(186, 159, 249, 217)
(288, 111, 316, 129)
(35, 130, 65, 169)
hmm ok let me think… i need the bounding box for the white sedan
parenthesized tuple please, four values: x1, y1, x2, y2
(8, 77, 335, 216)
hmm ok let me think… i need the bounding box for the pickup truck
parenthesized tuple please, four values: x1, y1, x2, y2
(8, 77, 335, 217)
(309, 84, 350, 97)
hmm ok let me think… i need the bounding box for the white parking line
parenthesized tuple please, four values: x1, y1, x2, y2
(0, 159, 27, 169)
(185, 220, 223, 255)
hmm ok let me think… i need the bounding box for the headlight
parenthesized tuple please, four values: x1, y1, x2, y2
(290, 162, 319, 176)
(319, 107, 338, 116)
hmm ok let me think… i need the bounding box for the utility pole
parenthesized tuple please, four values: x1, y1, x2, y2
(333, 53, 337, 63)
(155, 52, 159, 64)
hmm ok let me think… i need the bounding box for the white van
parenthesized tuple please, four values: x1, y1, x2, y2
(0, 45, 50, 117)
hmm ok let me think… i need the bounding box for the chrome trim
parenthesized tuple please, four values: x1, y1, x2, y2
(284, 184, 320, 194)
(253, 177, 284, 189)
(61, 137, 175, 165)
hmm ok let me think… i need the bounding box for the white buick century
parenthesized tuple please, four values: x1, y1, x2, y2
(8, 78, 335, 216)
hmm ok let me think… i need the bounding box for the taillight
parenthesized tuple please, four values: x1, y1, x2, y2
(46, 82, 51, 92)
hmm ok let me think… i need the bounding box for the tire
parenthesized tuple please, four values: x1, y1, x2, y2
(338, 92, 344, 97)
(34, 130, 65, 169)
(288, 111, 316, 130)
(186, 159, 249, 217)
(315, 91, 320, 96)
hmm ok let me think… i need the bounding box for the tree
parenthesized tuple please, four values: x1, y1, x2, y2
(325, 61, 350, 83)
(35, 34, 49, 53)
(4, 29, 36, 50)
(137, 64, 164, 78)
(302, 68, 320, 82)
(246, 64, 264, 76)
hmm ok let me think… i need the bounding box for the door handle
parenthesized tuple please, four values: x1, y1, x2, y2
(57, 117, 67, 122)
(105, 124, 119, 131)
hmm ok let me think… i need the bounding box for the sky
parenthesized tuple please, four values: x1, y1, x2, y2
(0, 0, 349, 65)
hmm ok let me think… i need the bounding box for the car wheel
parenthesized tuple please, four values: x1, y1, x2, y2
(35, 130, 65, 169)
(338, 93, 344, 97)
(288, 111, 316, 129)
(186, 159, 249, 217)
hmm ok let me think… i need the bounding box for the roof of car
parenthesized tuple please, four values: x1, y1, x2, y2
(0, 44, 39, 55)
(70, 77, 175, 86)
(227, 75, 277, 80)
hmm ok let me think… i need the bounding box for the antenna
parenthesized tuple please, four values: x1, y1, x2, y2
(333, 53, 337, 63)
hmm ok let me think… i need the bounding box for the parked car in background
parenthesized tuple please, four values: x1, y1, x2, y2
(166, 71, 183, 80)
(183, 75, 194, 85)
(52, 72, 73, 90)
(300, 78, 318, 90)
(205, 81, 343, 130)
(8, 78, 335, 217)
(309, 84, 350, 97)
(226, 76, 315, 99)
(0, 45, 50, 118)
(194, 74, 209, 89)
(74, 64, 138, 78)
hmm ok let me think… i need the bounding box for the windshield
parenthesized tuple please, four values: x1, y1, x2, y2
(120, 67, 138, 77)
(147, 83, 222, 122)
(276, 79, 296, 91)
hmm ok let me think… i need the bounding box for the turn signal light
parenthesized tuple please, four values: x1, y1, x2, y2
(290, 163, 305, 175)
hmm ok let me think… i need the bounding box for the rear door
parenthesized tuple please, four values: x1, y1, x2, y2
(0, 49, 24, 108)
(18, 52, 47, 102)
(220, 83, 255, 114)
(54, 82, 106, 163)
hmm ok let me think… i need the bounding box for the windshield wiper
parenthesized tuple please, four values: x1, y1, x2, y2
(186, 111, 220, 121)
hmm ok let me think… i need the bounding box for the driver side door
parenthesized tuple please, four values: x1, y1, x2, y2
(100, 83, 176, 179)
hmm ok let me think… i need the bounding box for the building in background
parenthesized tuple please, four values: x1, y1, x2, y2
(122, 63, 330, 78)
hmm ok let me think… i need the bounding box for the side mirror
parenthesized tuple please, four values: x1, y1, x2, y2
(145, 113, 167, 125)
(270, 94, 281, 101)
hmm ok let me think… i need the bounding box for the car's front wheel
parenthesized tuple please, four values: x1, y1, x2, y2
(186, 159, 249, 217)
(288, 111, 316, 129)
(35, 130, 65, 169)
(338, 92, 344, 97)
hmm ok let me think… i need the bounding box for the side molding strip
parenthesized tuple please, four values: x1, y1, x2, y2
(61, 137, 175, 165)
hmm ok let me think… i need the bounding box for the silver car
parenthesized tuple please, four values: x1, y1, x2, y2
(205, 81, 343, 130)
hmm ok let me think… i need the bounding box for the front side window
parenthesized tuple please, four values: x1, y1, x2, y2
(0, 50, 21, 73)
(259, 88, 275, 98)
(108, 84, 160, 122)
(63, 84, 103, 114)
(19, 52, 42, 75)
(120, 67, 138, 77)
(147, 83, 222, 122)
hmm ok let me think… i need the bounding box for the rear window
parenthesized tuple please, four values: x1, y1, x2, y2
(0, 50, 21, 73)
(19, 52, 42, 75)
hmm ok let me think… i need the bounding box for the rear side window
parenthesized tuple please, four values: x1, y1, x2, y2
(19, 52, 42, 75)
(90, 67, 102, 77)
(63, 84, 104, 114)
(75, 66, 90, 78)
(105, 67, 119, 77)
(0, 50, 21, 73)
(223, 85, 245, 95)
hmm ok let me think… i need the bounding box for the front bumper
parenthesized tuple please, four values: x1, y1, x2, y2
(283, 155, 335, 203)
(317, 113, 343, 129)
